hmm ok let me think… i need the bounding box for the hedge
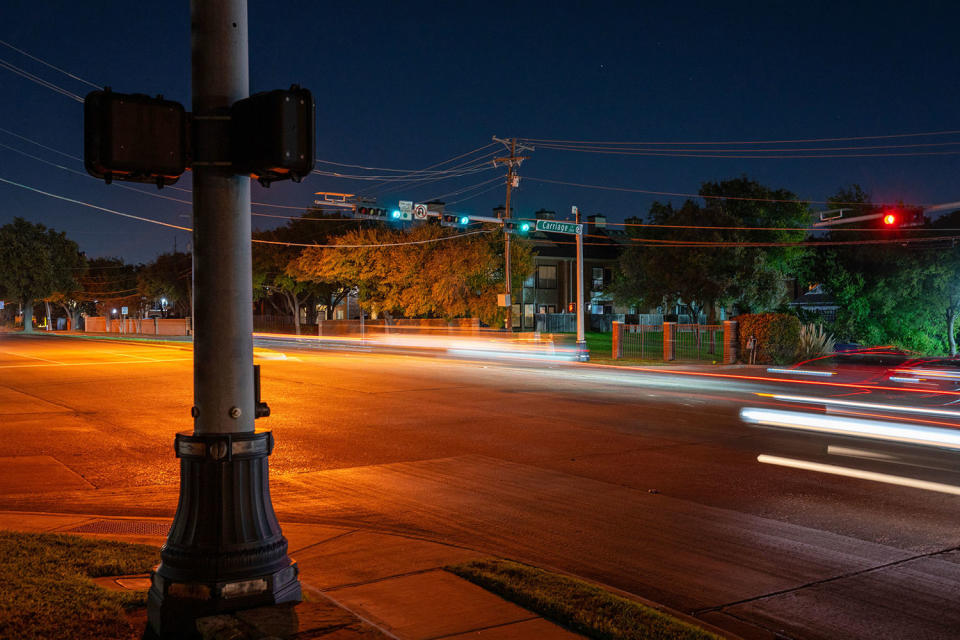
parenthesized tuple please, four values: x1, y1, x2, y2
(733, 313, 800, 365)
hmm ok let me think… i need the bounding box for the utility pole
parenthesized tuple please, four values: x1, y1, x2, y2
(148, 1, 300, 635)
(493, 136, 533, 331)
(574, 205, 588, 361)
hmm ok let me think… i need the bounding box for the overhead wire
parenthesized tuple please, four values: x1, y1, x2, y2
(0, 175, 495, 249)
(0, 57, 83, 101)
(518, 129, 960, 146)
(522, 176, 925, 208)
(0, 38, 101, 89)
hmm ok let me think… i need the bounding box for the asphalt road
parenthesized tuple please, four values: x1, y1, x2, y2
(2, 331, 959, 639)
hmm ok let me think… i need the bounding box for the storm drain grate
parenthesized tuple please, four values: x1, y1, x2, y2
(64, 519, 171, 536)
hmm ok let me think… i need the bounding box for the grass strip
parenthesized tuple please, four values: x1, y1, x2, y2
(448, 559, 722, 640)
(0, 531, 158, 640)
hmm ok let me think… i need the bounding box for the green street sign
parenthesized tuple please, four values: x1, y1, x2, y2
(535, 219, 583, 235)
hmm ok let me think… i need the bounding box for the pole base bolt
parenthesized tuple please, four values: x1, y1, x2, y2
(229, 407, 242, 419)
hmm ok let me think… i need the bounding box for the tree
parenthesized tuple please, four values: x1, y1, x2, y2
(138, 252, 192, 317)
(0, 218, 84, 332)
(293, 223, 534, 326)
(79, 257, 140, 329)
(252, 210, 355, 334)
(809, 186, 954, 353)
(612, 177, 811, 319)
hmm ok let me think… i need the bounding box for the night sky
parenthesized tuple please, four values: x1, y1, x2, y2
(2, 1, 960, 263)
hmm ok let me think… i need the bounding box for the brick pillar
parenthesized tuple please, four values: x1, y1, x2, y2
(663, 321, 677, 361)
(612, 321, 621, 359)
(723, 320, 738, 364)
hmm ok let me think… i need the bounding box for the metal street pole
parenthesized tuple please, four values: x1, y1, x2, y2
(148, 1, 300, 635)
(574, 205, 588, 361)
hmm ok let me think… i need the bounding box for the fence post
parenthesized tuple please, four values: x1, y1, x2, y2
(723, 320, 738, 364)
(612, 321, 621, 359)
(663, 321, 677, 361)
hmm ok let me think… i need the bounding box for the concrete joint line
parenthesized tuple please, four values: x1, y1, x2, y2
(692, 543, 960, 616)
(425, 615, 540, 640)
(301, 581, 404, 640)
(286, 527, 362, 556)
(323, 566, 446, 592)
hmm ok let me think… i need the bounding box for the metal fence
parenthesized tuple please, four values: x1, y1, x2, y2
(616, 324, 664, 360)
(614, 322, 725, 362)
(674, 324, 724, 361)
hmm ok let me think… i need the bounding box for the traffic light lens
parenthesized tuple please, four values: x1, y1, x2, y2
(459, 216, 470, 225)
(520, 223, 530, 232)
(883, 213, 897, 225)
(392, 210, 401, 218)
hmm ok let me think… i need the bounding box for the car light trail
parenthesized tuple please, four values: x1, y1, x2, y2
(756, 393, 960, 419)
(766, 368, 836, 377)
(888, 376, 925, 384)
(826, 445, 899, 462)
(891, 368, 960, 381)
(740, 407, 960, 450)
(593, 364, 960, 397)
(757, 454, 960, 496)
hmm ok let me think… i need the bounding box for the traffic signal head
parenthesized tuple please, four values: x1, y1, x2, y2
(84, 89, 187, 187)
(504, 219, 531, 235)
(355, 206, 388, 219)
(441, 213, 471, 227)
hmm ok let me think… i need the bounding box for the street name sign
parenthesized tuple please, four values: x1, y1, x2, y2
(536, 219, 582, 235)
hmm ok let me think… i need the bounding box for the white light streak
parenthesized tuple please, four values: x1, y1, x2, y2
(760, 393, 960, 419)
(757, 454, 960, 496)
(767, 368, 836, 377)
(740, 407, 960, 450)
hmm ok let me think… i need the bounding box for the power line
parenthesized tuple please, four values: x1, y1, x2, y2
(0, 57, 83, 101)
(523, 176, 922, 208)
(519, 129, 960, 146)
(0, 175, 494, 249)
(0, 38, 101, 89)
(529, 144, 960, 159)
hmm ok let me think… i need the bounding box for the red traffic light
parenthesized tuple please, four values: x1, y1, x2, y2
(882, 212, 898, 226)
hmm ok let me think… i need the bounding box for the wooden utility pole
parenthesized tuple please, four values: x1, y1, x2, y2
(493, 136, 533, 331)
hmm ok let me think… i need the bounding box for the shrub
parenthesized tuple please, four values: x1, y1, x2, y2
(734, 313, 801, 364)
(796, 322, 835, 362)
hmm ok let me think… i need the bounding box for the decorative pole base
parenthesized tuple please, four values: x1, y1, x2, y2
(147, 430, 301, 638)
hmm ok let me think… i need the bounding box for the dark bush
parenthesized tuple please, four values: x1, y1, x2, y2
(734, 313, 801, 364)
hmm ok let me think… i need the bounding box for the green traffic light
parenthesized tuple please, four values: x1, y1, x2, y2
(520, 223, 530, 232)
(459, 216, 470, 225)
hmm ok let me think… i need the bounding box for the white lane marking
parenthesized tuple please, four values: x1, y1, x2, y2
(0, 349, 65, 364)
(0, 357, 191, 369)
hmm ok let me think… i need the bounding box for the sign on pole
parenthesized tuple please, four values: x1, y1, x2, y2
(399, 200, 413, 213)
(413, 203, 428, 219)
(535, 219, 582, 235)
(121, 306, 129, 315)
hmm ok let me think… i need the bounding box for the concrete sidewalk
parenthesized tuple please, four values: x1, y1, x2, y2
(0, 510, 728, 640)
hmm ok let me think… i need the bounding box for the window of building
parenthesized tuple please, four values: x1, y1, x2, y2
(523, 272, 535, 287)
(523, 303, 534, 326)
(536, 265, 557, 289)
(592, 267, 604, 290)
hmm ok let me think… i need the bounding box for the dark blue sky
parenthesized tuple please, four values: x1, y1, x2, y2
(2, 1, 959, 263)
